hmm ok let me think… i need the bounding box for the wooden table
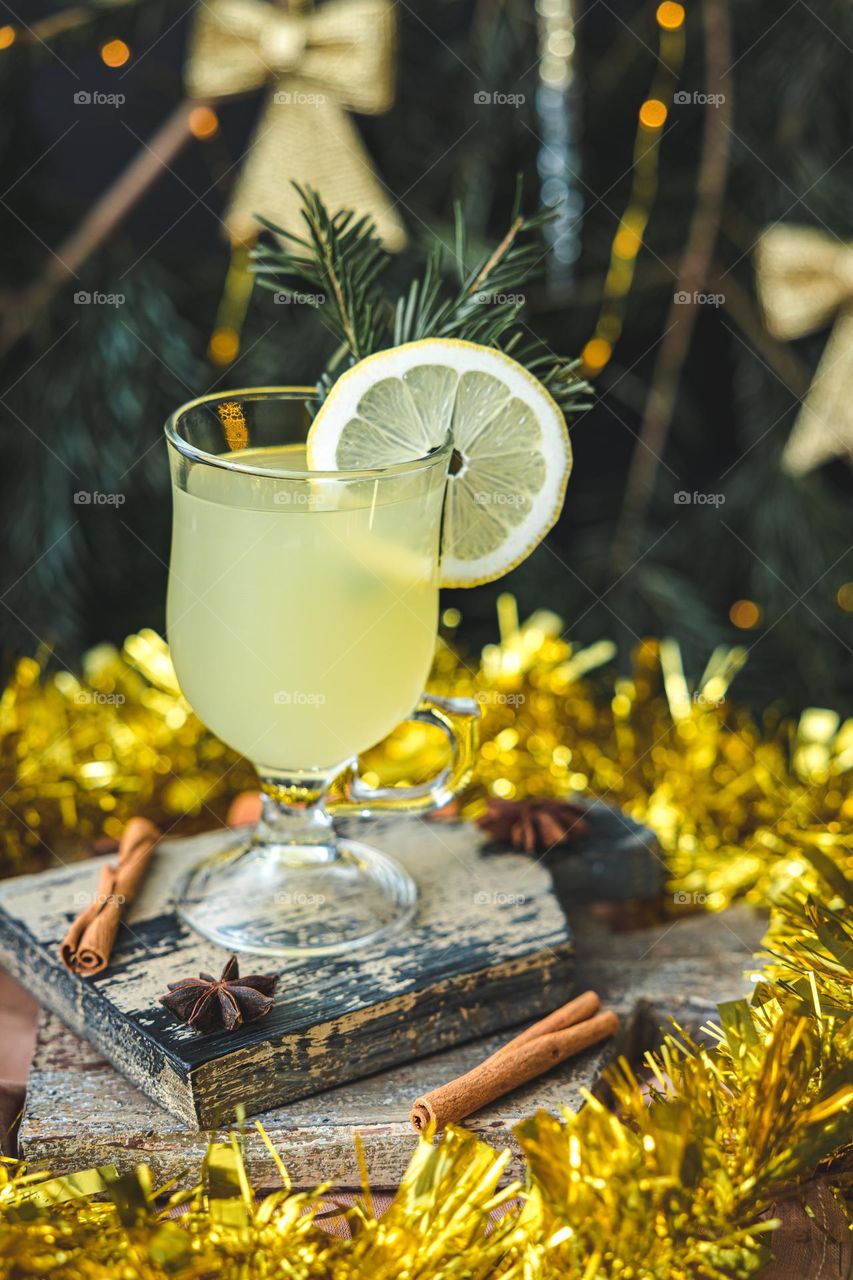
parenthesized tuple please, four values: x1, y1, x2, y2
(18, 906, 765, 1185)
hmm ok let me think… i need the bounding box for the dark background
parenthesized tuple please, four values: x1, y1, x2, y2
(1, 0, 851, 713)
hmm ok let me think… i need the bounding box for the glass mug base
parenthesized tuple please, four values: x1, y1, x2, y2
(174, 837, 417, 958)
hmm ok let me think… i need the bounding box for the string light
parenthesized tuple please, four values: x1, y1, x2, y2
(580, 337, 611, 372)
(100, 38, 130, 68)
(206, 245, 255, 366)
(188, 105, 219, 140)
(836, 582, 853, 612)
(0, 24, 15, 50)
(581, 6, 687, 376)
(639, 98, 667, 129)
(208, 327, 240, 365)
(729, 599, 762, 630)
(656, 1, 686, 30)
(535, 0, 582, 290)
(613, 225, 642, 259)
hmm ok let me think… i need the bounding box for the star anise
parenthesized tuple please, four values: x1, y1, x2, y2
(476, 796, 588, 855)
(159, 955, 278, 1033)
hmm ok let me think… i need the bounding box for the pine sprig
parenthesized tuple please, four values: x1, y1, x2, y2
(252, 183, 592, 414)
(252, 184, 392, 359)
(392, 190, 552, 346)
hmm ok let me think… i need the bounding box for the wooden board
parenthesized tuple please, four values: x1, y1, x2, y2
(0, 815, 580, 1126)
(18, 907, 766, 1187)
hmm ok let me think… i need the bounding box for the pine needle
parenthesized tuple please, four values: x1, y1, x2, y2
(251, 182, 592, 414)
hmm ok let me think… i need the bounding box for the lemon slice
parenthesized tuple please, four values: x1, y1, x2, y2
(305, 338, 572, 587)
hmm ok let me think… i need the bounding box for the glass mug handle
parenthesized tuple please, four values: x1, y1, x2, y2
(328, 694, 480, 815)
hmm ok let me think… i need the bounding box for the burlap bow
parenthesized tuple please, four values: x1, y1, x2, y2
(755, 225, 853, 473)
(185, 0, 405, 248)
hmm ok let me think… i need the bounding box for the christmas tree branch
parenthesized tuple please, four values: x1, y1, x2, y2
(315, 221, 360, 357)
(254, 185, 392, 359)
(253, 184, 591, 415)
(466, 213, 525, 299)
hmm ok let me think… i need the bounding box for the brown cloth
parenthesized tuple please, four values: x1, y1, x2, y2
(410, 991, 617, 1133)
(59, 817, 161, 977)
(762, 1180, 852, 1280)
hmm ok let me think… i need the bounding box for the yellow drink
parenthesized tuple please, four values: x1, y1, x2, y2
(167, 445, 443, 772)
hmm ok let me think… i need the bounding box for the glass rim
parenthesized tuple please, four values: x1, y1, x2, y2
(165, 386, 453, 481)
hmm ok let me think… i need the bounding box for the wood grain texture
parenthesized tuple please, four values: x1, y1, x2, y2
(19, 908, 765, 1187)
(0, 816, 575, 1125)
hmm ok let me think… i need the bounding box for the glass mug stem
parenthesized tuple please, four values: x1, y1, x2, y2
(175, 696, 478, 957)
(254, 778, 337, 862)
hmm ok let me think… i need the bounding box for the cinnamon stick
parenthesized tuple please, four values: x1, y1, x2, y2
(497, 989, 601, 1053)
(410, 992, 618, 1134)
(60, 817, 161, 977)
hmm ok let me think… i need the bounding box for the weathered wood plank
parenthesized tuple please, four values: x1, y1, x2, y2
(0, 815, 579, 1125)
(20, 1011, 623, 1187)
(19, 908, 764, 1187)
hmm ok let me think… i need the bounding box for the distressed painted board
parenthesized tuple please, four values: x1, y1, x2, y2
(18, 908, 765, 1187)
(0, 816, 576, 1127)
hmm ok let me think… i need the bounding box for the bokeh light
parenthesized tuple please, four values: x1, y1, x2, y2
(100, 39, 130, 68)
(729, 600, 762, 630)
(581, 337, 612, 373)
(208, 327, 240, 365)
(188, 105, 220, 140)
(656, 2, 686, 31)
(836, 582, 853, 612)
(639, 99, 667, 129)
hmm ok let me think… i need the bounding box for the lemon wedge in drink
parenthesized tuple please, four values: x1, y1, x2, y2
(305, 338, 572, 587)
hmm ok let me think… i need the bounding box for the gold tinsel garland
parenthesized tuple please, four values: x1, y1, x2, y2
(3, 601, 851, 906)
(0, 884, 849, 1278)
(0, 630, 256, 866)
(0, 601, 851, 1276)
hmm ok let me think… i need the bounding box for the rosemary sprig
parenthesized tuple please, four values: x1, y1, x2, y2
(252, 182, 592, 414)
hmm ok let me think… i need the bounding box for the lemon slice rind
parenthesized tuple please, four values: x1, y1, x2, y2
(306, 338, 571, 588)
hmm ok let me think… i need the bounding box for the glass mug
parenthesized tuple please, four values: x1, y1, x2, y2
(165, 388, 478, 957)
